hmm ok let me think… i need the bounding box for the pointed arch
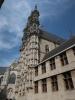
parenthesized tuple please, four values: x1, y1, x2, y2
(8, 73, 16, 84)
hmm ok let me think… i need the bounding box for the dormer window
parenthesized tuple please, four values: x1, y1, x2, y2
(42, 63, 46, 74)
(45, 45, 49, 53)
(50, 58, 56, 70)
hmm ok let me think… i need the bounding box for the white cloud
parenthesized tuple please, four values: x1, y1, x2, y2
(0, 0, 31, 50)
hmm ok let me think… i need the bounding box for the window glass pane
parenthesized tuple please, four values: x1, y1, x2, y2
(51, 76, 58, 91)
(34, 81, 38, 93)
(60, 52, 68, 66)
(63, 72, 74, 90)
(50, 58, 56, 70)
(42, 63, 46, 74)
(42, 79, 47, 92)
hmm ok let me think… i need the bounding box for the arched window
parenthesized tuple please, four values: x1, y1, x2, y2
(8, 73, 16, 84)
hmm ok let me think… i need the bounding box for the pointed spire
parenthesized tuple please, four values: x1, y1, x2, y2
(35, 5, 37, 10)
(0, 0, 4, 8)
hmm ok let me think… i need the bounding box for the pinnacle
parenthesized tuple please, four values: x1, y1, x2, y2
(35, 5, 37, 10)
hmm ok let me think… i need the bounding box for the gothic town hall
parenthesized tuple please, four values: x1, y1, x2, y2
(0, 6, 75, 100)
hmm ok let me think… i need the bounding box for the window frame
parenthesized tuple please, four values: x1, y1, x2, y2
(42, 79, 47, 93)
(63, 72, 74, 90)
(60, 52, 68, 66)
(50, 58, 56, 70)
(34, 81, 38, 93)
(41, 63, 46, 74)
(51, 75, 58, 91)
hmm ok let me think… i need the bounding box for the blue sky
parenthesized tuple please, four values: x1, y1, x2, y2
(0, 0, 75, 67)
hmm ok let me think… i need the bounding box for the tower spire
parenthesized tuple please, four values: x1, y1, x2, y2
(23, 5, 40, 39)
(35, 5, 37, 10)
(0, 0, 4, 8)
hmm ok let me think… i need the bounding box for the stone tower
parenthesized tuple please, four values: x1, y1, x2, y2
(0, 5, 65, 100)
(12, 6, 64, 100)
(16, 6, 41, 97)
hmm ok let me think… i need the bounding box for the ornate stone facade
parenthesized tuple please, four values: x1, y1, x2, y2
(1, 6, 75, 100)
(14, 6, 64, 100)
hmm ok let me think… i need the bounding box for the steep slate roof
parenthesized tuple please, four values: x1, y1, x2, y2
(39, 30, 65, 44)
(0, 67, 8, 75)
(43, 36, 75, 61)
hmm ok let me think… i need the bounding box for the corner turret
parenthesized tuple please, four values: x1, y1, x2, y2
(20, 5, 40, 51)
